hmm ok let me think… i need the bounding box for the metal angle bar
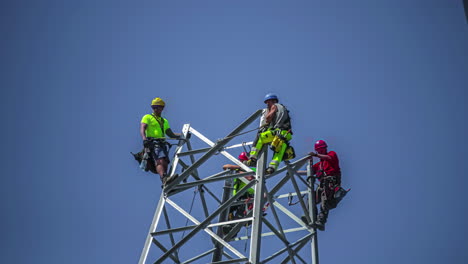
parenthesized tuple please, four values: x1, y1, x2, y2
(168, 124, 191, 177)
(280, 239, 309, 264)
(262, 187, 297, 263)
(264, 155, 310, 181)
(189, 128, 254, 184)
(223, 141, 253, 149)
(170, 170, 231, 193)
(166, 109, 261, 189)
(165, 198, 247, 260)
(166, 159, 223, 199)
(222, 252, 234, 260)
(232, 227, 307, 241)
(249, 147, 267, 263)
(177, 142, 253, 158)
(163, 207, 180, 261)
(273, 202, 315, 233)
(275, 191, 308, 200)
(261, 218, 289, 245)
(151, 225, 197, 236)
(213, 177, 233, 263)
(164, 135, 227, 191)
(183, 141, 218, 229)
(260, 218, 297, 264)
(151, 238, 180, 263)
(223, 216, 247, 241)
(308, 160, 319, 264)
(156, 182, 256, 263)
(211, 258, 249, 264)
(260, 234, 313, 264)
(184, 138, 202, 180)
(182, 140, 214, 242)
(209, 217, 254, 228)
(296, 173, 314, 189)
(285, 161, 312, 225)
(177, 147, 212, 157)
(139, 192, 167, 264)
(264, 186, 286, 234)
(183, 144, 218, 248)
(173, 170, 256, 191)
(181, 248, 216, 264)
(198, 184, 218, 247)
(269, 158, 309, 197)
(263, 186, 289, 248)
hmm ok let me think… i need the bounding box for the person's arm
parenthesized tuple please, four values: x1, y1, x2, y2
(165, 128, 181, 139)
(265, 104, 278, 124)
(309, 152, 332, 161)
(223, 164, 241, 170)
(140, 123, 148, 140)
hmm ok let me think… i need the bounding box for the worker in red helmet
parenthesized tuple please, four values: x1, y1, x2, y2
(222, 152, 256, 236)
(309, 139, 345, 231)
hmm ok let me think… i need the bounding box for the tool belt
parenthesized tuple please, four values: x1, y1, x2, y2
(146, 137, 169, 149)
(316, 174, 347, 209)
(269, 130, 293, 152)
(131, 138, 172, 174)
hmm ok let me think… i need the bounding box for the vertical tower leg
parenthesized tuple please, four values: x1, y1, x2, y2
(249, 146, 267, 263)
(138, 192, 166, 264)
(212, 177, 233, 262)
(307, 159, 319, 264)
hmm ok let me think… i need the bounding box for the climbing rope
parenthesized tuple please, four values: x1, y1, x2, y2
(178, 187, 199, 249)
(218, 126, 262, 142)
(288, 192, 307, 206)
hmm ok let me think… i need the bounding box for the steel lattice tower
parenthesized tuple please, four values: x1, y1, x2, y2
(138, 110, 320, 264)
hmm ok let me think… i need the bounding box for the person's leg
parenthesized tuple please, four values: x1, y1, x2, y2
(249, 130, 275, 164)
(156, 157, 168, 180)
(315, 187, 329, 231)
(154, 146, 170, 184)
(267, 131, 292, 174)
(268, 142, 288, 173)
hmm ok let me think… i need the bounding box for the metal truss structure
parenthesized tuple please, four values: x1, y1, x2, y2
(138, 110, 320, 264)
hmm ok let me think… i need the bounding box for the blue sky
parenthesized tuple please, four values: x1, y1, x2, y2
(1, 1, 468, 263)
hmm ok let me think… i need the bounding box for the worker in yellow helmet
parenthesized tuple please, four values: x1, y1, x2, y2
(140, 97, 181, 185)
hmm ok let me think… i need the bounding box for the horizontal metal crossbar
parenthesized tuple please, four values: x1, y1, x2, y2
(177, 142, 253, 158)
(180, 248, 216, 264)
(231, 227, 308, 241)
(211, 258, 249, 264)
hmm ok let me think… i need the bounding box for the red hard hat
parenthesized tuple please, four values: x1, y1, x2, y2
(238, 152, 249, 161)
(314, 140, 328, 151)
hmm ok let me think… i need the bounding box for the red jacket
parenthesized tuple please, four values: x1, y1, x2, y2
(312, 151, 341, 179)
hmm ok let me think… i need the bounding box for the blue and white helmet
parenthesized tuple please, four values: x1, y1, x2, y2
(264, 93, 278, 103)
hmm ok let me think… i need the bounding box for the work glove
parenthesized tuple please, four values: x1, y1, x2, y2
(309, 152, 318, 157)
(143, 139, 152, 148)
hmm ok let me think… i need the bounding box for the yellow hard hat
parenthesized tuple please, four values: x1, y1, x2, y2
(151, 97, 165, 106)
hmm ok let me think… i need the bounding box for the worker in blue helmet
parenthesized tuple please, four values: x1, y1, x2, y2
(245, 93, 295, 174)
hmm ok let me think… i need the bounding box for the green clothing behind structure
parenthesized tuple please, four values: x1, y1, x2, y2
(232, 167, 256, 196)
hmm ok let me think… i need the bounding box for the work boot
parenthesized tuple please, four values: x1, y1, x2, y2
(314, 212, 328, 231)
(265, 167, 275, 175)
(314, 220, 326, 231)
